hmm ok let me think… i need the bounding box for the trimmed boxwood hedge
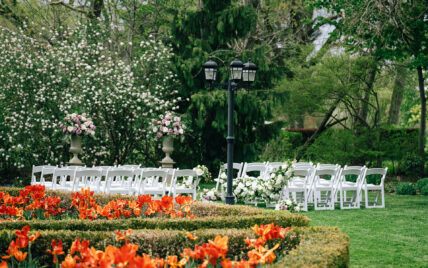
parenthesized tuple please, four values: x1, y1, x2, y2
(0, 227, 348, 267)
(271, 226, 350, 267)
(0, 213, 309, 231)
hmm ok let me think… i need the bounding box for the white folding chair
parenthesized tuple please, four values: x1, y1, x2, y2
(171, 169, 199, 200)
(52, 168, 77, 191)
(241, 162, 267, 178)
(138, 169, 169, 197)
(338, 166, 367, 209)
(282, 166, 314, 212)
(74, 168, 103, 192)
(40, 166, 57, 189)
(292, 162, 313, 169)
(103, 168, 135, 194)
(312, 167, 340, 210)
(266, 162, 288, 173)
(31, 165, 52, 185)
(214, 162, 243, 192)
(362, 168, 388, 208)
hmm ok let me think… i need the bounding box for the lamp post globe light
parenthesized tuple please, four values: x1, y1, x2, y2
(203, 56, 257, 205)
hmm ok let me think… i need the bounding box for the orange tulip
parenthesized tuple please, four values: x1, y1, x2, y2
(186, 232, 198, 241)
(29, 232, 40, 242)
(61, 254, 76, 268)
(0, 261, 7, 268)
(13, 250, 27, 262)
(2, 241, 18, 260)
(46, 239, 65, 263)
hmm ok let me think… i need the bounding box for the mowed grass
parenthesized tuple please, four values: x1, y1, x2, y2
(303, 194, 428, 267)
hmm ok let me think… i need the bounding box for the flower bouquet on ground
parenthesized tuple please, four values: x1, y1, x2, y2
(275, 199, 302, 213)
(60, 113, 96, 136)
(200, 188, 222, 202)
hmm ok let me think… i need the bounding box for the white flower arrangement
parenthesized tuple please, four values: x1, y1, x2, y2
(275, 199, 302, 213)
(60, 113, 96, 136)
(193, 165, 212, 183)
(200, 188, 222, 202)
(222, 161, 293, 204)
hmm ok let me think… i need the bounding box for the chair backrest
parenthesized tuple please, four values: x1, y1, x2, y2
(241, 163, 267, 177)
(292, 162, 313, 168)
(141, 170, 169, 189)
(40, 166, 57, 182)
(266, 162, 287, 172)
(74, 168, 103, 191)
(314, 167, 339, 187)
(364, 167, 388, 186)
(52, 168, 76, 190)
(173, 169, 199, 189)
(121, 164, 141, 169)
(32, 165, 50, 184)
(341, 166, 367, 185)
(220, 162, 243, 178)
(104, 169, 134, 193)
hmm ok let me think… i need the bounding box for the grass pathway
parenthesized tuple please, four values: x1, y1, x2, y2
(303, 194, 428, 267)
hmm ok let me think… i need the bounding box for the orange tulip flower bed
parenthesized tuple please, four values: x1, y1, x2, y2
(0, 185, 195, 221)
(1, 223, 290, 268)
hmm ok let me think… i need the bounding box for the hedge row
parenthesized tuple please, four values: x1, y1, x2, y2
(0, 212, 309, 231)
(0, 226, 349, 267)
(272, 226, 350, 268)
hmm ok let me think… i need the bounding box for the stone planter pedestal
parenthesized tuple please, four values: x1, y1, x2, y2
(67, 135, 84, 166)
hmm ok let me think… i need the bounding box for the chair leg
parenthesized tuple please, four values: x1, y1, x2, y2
(381, 187, 385, 208)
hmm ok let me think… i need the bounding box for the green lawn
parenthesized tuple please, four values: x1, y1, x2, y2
(303, 194, 428, 267)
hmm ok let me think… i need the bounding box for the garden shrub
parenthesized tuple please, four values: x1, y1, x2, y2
(416, 178, 428, 191)
(400, 153, 425, 178)
(420, 185, 428, 196)
(0, 212, 309, 232)
(0, 226, 349, 267)
(270, 226, 350, 267)
(260, 130, 303, 161)
(396, 182, 416, 195)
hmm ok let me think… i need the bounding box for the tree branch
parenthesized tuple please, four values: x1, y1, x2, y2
(49, 1, 88, 14)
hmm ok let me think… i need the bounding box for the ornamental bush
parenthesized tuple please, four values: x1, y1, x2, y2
(396, 182, 416, 195)
(420, 185, 428, 196)
(0, 23, 179, 170)
(416, 178, 428, 191)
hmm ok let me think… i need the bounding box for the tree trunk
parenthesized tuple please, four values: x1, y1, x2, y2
(388, 64, 407, 125)
(295, 99, 340, 160)
(359, 68, 377, 125)
(417, 66, 426, 169)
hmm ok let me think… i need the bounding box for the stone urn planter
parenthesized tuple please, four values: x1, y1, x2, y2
(160, 136, 175, 168)
(68, 134, 84, 166)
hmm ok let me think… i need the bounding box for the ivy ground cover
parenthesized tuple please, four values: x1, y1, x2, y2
(304, 194, 428, 267)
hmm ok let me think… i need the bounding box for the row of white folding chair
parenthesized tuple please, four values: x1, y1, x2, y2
(33, 166, 200, 200)
(282, 165, 387, 211)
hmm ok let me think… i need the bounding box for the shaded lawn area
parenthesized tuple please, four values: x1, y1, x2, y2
(303, 194, 428, 267)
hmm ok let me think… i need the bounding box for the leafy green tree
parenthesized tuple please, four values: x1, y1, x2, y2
(308, 0, 427, 167)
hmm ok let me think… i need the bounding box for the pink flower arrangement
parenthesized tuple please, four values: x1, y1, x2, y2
(151, 113, 185, 138)
(60, 113, 96, 136)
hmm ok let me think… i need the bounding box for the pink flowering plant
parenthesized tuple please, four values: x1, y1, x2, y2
(151, 113, 185, 138)
(59, 113, 96, 136)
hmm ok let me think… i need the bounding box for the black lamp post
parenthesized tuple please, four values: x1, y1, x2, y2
(203, 57, 258, 205)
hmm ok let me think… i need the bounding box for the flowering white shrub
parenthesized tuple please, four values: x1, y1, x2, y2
(193, 165, 212, 183)
(60, 113, 96, 136)
(0, 23, 179, 169)
(275, 199, 302, 213)
(151, 113, 185, 138)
